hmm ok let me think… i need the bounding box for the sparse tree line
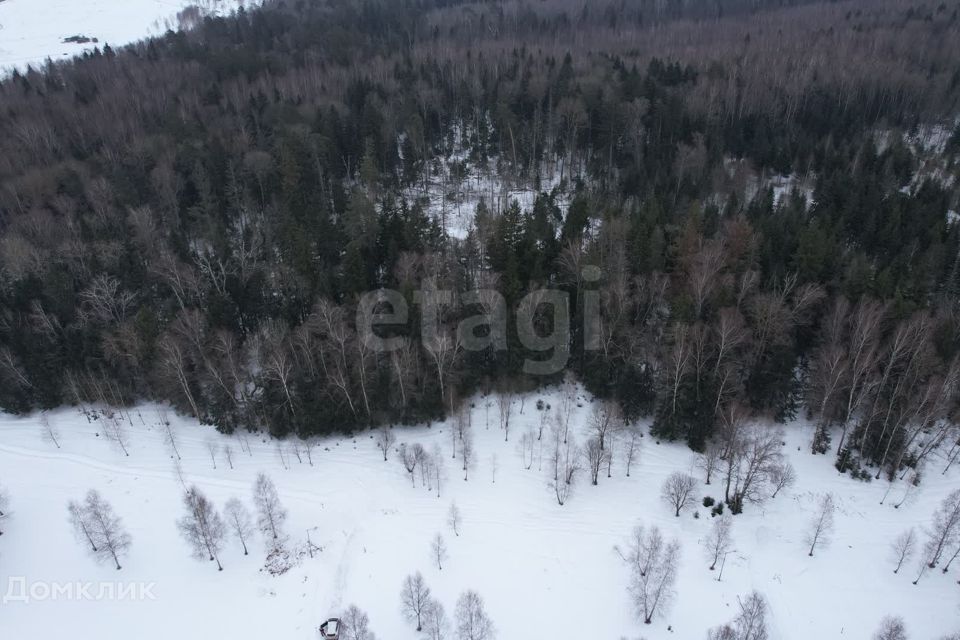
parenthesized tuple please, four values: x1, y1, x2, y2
(56, 472, 287, 572)
(0, 0, 957, 497)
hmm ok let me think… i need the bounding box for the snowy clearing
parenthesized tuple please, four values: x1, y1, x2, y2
(0, 0, 258, 74)
(1, 386, 958, 639)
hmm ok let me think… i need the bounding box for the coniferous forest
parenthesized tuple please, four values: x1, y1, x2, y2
(2, 0, 960, 482)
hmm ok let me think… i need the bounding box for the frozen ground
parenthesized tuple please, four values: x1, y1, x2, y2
(403, 126, 573, 240)
(1, 385, 959, 639)
(0, 0, 259, 74)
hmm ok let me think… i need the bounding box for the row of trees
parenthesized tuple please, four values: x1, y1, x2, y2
(400, 572, 495, 640)
(64, 473, 287, 572)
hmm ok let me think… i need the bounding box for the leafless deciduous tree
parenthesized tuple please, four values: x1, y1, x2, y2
(224, 444, 234, 469)
(178, 485, 225, 570)
(708, 591, 769, 640)
(461, 429, 475, 481)
(423, 598, 450, 640)
(768, 461, 796, 498)
(891, 528, 916, 574)
(585, 436, 611, 485)
(696, 444, 721, 485)
(158, 408, 181, 459)
(432, 533, 448, 570)
(806, 493, 835, 556)
(720, 415, 785, 513)
(401, 443, 426, 487)
(40, 412, 60, 448)
(224, 498, 254, 555)
(401, 571, 432, 631)
(455, 590, 495, 640)
(206, 439, 219, 469)
(68, 499, 96, 549)
(518, 429, 536, 470)
(375, 423, 396, 461)
(589, 400, 620, 451)
(923, 489, 960, 568)
(705, 515, 733, 571)
(548, 424, 581, 505)
(873, 616, 907, 640)
(555, 385, 575, 444)
(625, 525, 680, 624)
(448, 502, 461, 537)
(622, 423, 642, 477)
(432, 443, 446, 498)
(253, 472, 287, 547)
(661, 472, 698, 517)
(103, 415, 130, 456)
(69, 489, 131, 569)
(276, 442, 289, 469)
(497, 392, 514, 442)
(341, 604, 377, 640)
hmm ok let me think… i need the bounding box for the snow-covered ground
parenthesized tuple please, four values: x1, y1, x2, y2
(0, 386, 958, 639)
(0, 0, 258, 74)
(404, 126, 573, 240)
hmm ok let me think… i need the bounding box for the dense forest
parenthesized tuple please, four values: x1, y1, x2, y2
(1, 0, 960, 482)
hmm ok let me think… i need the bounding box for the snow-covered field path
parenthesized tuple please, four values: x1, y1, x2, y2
(1, 386, 958, 639)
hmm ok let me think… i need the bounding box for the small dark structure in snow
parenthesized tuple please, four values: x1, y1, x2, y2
(319, 618, 340, 639)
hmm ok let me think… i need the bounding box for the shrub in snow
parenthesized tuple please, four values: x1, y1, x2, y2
(873, 616, 908, 640)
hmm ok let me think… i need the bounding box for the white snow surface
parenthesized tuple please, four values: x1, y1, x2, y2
(0, 0, 259, 74)
(404, 125, 573, 240)
(1, 385, 959, 639)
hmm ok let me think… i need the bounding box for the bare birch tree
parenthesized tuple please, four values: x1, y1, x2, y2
(376, 423, 396, 461)
(432, 443, 446, 498)
(74, 489, 131, 570)
(400, 571, 432, 631)
(253, 472, 287, 547)
(224, 497, 254, 555)
(497, 392, 514, 442)
(40, 412, 60, 449)
(623, 423, 642, 477)
(461, 429, 475, 481)
(625, 525, 680, 624)
(341, 604, 377, 640)
(696, 443, 721, 485)
(178, 485, 225, 570)
(432, 533, 448, 570)
(768, 461, 796, 498)
(708, 591, 769, 640)
(424, 598, 450, 640)
(455, 590, 495, 640)
(806, 493, 835, 556)
(923, 489, 960, 568)
(705, 515, 733, 570)
(548, 425, 580, 505)
(585, 436, 611, 485)
(68, 499, 97, 550)
(103, 415, 130, 456)
(206, 439, 219, 469)
(448, 502, 461, 537)
(891, 528, 916, 574)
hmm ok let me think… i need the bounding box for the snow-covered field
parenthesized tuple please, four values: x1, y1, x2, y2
(1, 385, 958, 639)
(0, 0, 258, 73)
